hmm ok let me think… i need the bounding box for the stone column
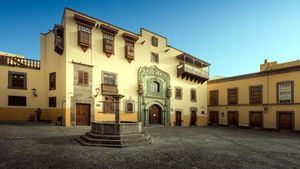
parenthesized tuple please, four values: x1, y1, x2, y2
(112, 94, 124, 123)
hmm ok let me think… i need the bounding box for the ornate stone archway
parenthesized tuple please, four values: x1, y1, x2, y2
(138, 65, 170, 126)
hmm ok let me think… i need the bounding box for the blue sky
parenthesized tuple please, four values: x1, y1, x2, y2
(1, 0, 300, 77)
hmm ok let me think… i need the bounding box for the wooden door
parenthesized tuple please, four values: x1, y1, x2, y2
(149, 105, 161, 124)
(209, 111, 219, 126)
(76, 103, 90, 126)
(190, 111, 197, 126)
(250, 111, 262, 128)
(228, 111, 238, 126)
(278, 112, 292, 130)
(175, 111, 182, 126)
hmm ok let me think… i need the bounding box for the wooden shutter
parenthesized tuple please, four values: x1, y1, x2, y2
(228, 88, 238, 105)
(249, 86, 262, 104)
(210, 90, 218, 106)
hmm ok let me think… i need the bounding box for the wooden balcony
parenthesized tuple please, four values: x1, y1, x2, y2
(101, 83, 118, 95)
(54, 36, 64, 55)
(0, 55, 40, 70)
(177, 63, 209, 84)
(54, 24, 64, 55)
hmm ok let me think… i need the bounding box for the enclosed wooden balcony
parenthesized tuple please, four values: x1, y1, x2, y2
(0, 55, 40, 70)
(176, 53, 210, 84)
(54, 24, 64, 55)
(101, 83, 118, 95)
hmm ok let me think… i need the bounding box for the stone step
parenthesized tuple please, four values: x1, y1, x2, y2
(76, 137, 152, 148)
(85, 132, 146, 140)
(80, 134, 150, 145)
(90, 130, 146, 135)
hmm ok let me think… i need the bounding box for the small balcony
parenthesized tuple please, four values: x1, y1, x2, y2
(176, 53, 210, 84)
(0, 55, 40, 70)
(54, 36, 64, 55)
(101, 83, 118, 95)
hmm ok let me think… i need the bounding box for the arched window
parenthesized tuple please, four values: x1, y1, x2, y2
(151, 81, 160, 92)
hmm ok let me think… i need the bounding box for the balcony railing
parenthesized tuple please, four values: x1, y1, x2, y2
(177, 63, 209, 78)
(0, 55, 40, 70)
(101, 83, 118, 95)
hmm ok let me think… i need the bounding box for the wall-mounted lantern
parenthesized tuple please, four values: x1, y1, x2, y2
(94, 88, 100, 98)
(32, 88, 37, 97)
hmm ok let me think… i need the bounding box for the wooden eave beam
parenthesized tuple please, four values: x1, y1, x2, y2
(100, 24, 119, 36)
(122, 33, 139, 43)
(74, 14, 96, 28)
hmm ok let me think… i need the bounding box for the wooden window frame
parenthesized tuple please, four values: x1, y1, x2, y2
(249, 85, 263, 105)
(78, 71, 89, 86)
(8, 71, 27, 90)
(8, 96, 26, 106)
(151, 36, 158, 47)
(210, 90, 219, 106)
(49, 97, 57, 108)
(102, 71, 117, 85)
(122, 33, 139, 63)
(77, 24, 92, 52)
(49, 72, 56, 90)
(277, 81, 294, 104)
(100, 24, 119, 57)
(125, 100, 135, 113)
(175, 87, 183, 100)
(151, 52, 159, 63)
(191, 89, 197, 102)
(103, 33, 115, 56)
(227, 88, 238, 105)
(103, 96, 114, 113)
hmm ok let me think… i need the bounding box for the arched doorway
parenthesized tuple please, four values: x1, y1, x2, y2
(149, 104, 162, 124)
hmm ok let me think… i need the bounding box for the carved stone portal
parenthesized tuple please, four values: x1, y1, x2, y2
(138, 65, 170, 126)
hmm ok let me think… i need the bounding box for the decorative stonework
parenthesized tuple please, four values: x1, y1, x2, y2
(138, 65, 170, 126)
(71, 62, 94, 126)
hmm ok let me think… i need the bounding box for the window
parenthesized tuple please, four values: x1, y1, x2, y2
(151, 81, 160, 92)
(8, 71, 27, 89)
(277, 81, 293, 104)
(191, 89, 197, 102)
(49, 97, 56, 107)
(249, 85, 263, 104)
(78, 25, 91, 51)
(175, 87, 182, 100)
(78, 71, 88, 85)
(103, 96, 114, 113)
(210, 90, 218, 106)
(151, 52, 159, 63)
(151, 36, 158, 47)
(122, 33, 139, 63)
(228, 88, 238, 105)
(125, 41, 134, 62)
(49, 72, 56, 90)
(8, 96, 26, 106)
(125, 102, 134, 113)
(103, 33, 114, 55)
(103, 73, 116, 85)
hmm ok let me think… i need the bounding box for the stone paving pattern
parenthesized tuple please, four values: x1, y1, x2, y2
(0, 122, 300, 169)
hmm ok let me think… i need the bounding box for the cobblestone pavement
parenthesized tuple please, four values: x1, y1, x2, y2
(0, 122, 300, 169)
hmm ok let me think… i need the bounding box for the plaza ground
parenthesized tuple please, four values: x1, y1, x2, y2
(0, 123, 299, 169)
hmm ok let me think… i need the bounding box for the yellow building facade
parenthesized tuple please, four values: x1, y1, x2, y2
(208, 59, 300, 131)
(0, 8, 209, 127)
